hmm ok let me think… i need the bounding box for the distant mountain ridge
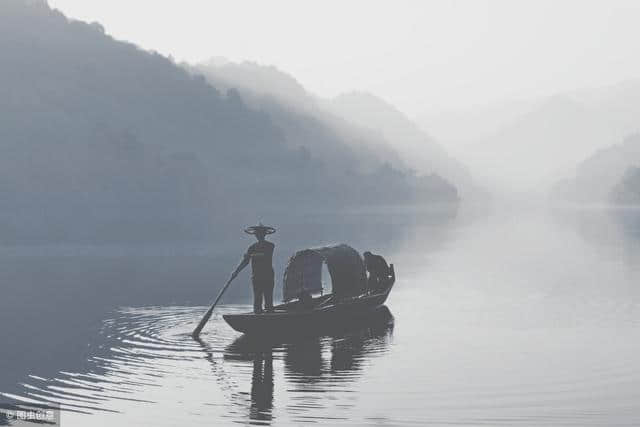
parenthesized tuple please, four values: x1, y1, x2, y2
(418, 80, 640, 192)
(552, 134, 640, 203)
(194, 60, 475, 197)
(325, 91, 475, 197)
(196, 58, 316, 112)
(611, 166, 640, 205)
(192, 59, 408, 177)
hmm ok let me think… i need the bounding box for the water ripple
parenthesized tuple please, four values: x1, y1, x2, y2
(1, 305, 395, 425)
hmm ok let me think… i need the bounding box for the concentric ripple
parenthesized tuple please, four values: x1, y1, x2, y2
(1, 305, 395, 425)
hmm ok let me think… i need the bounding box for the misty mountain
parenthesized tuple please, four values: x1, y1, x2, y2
(463, 96, 610, 191)
(193, 60, 406, 177)
(325, 92, 475, 197)
(0, 1, 457, 243)
(417, 99, 536, 151)
(419, 80, 640, 192)
(611, 166, 640, 205)
(552, 134, 640, 203)
(195, 61, 474, 197)
(195, 58, 316, 112)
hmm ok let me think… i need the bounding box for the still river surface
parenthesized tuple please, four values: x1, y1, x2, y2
(1, 205, 640, 426)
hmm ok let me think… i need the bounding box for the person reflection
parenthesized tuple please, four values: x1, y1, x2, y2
(249, 350, 274, 422)
(225, 337, 275, 423)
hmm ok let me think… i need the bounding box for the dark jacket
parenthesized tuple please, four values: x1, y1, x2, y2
(244, 240, 275, 281)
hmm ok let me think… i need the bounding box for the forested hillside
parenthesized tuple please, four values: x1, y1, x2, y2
(0, 0, 457, 243)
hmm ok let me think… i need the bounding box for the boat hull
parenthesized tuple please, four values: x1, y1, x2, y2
(223, 266, 395, 337)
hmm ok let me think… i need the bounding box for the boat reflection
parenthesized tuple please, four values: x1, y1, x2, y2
(220, 306, 394, 423)
(2, 305, 393, 424)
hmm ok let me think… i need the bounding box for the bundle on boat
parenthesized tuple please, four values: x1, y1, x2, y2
(223, 244, 395, 336)
(283, 244, 368, 302)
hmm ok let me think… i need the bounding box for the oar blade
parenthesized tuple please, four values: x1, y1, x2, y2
(192, 278, 234, 339)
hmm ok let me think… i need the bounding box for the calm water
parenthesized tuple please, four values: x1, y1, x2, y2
(2, 206, 640, 425)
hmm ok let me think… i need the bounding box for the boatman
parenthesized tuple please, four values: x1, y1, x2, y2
(230, 223, 276, 314)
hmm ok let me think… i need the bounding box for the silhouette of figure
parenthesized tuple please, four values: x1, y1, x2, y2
(231, 223, 276, 313)
(205, 336, 275, 423)
(250, 351, 274, 421)
(363, 251, 390, 292)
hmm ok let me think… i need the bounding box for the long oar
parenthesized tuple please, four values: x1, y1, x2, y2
(192, 273, 237, 338)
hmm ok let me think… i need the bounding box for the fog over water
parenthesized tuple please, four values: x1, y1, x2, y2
(2, 207, 640, 425)
(3, 1, 640, 426)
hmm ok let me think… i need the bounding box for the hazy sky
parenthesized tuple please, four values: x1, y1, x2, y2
(48, 0, 640, 117)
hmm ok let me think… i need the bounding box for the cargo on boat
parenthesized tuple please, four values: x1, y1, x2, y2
(223, 244, 395, 336)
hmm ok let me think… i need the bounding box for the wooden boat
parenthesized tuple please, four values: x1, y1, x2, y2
(223, 244, 395, 336)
